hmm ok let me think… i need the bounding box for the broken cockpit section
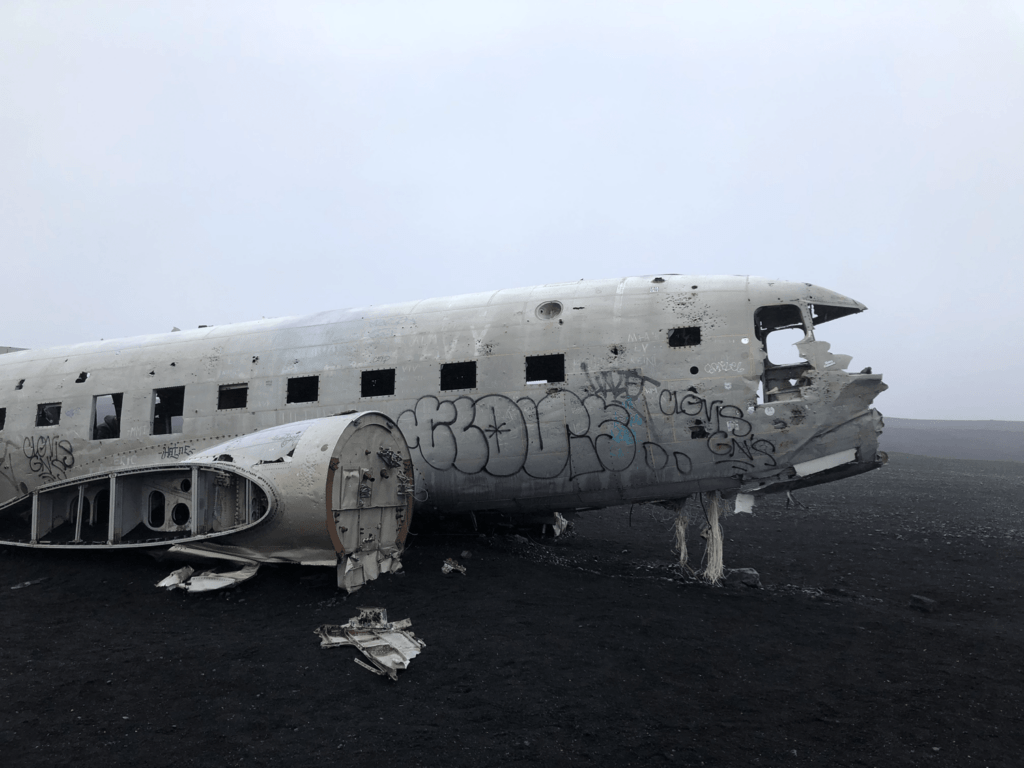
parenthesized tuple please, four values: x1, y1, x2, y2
(754, 300, 870, 404)
(742, 294, 887, 496)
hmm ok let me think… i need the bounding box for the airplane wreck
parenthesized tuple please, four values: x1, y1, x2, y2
(0, 275, 886, 590)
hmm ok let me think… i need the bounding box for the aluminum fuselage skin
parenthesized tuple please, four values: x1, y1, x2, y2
(0, 275, 886, 517)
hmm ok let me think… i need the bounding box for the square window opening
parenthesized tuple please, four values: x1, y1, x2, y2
(361, 369, 395, 398)
(525, 354, 565, 384)
(287, 375, 320, 403)
(440, 361, 476, 391)
(669, 327, 701, 347)
(153, 386, 185, 435)
(218, 383, 248, 410)
(92, 393, 123, 440)
(36, 402, 61, 427)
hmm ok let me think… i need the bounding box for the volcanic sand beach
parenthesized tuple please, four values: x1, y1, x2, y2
(2, 452, 1023, 767)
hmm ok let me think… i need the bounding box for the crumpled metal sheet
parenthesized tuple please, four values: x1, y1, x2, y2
(156, 563, 259, 592)
(441, 557, 466, 575)
(315, 607, 425, 680)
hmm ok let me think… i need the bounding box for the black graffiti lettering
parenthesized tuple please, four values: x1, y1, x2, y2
(643, 442, 668, 470)
(159, 443, 194, 460)
(707, 431, 733, 457)
(673, 452, 693, 474)
(520, 393, 580, 479)
(398, 384, 776, 482)
(658, 387, 776, 476)
(716, 405, 752, 437)
(470, 395, 524, 476)
(580, 362, 660, 402)
(23, 435, 75, 483)
(751, 439, 778, 468)
(451, 397, 487, 474)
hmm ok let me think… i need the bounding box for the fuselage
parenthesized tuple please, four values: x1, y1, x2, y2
(0, 275, 886, 520)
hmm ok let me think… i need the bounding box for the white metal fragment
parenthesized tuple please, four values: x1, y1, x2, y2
(441, 557, 466, 575)
(10, 577, 48, 590)
(315, 607, 425, 681)
(156, 566, 194, 589)
(156, 563, 258, 592)
(184, 564, 260, 592)
(794, 448, 857, 478)
(733, 493, 756, 514)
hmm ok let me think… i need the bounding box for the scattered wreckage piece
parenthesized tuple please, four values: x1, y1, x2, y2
(156, 563, 259, 592)
(441, 557, 466, 575)
(315, 607, 425, 680)
(9, 577, 48, 590)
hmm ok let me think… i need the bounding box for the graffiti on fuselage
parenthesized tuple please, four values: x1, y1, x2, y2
(579, 362, 660, 402)
(397, 383, 778, 482)
(22, 435, 75, 483)
(397, 391, 636, 480)
(658, 389, 777, 473)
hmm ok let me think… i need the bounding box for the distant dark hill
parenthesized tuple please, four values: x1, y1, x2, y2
(879, 417, 1024, 463)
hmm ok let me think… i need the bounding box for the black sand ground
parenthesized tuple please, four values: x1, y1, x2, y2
(2, 452, 1022, 767)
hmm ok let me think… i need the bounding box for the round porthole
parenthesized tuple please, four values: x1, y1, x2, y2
(536, 301, 563, 320)
(171, 503, 190, 526)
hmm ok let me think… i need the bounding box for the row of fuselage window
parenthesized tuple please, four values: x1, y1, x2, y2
(0, 353, 569, 440)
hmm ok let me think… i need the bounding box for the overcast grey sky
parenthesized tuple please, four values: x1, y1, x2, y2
(2, 1, 1022, 420)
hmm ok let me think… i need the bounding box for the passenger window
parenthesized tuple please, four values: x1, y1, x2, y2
(152, 386, 185, 435)
(0, 407, 5, 430)
(440, 361, 476, 391)
(149, 491, 166, 528)
(218, 383, 248, 410)
(287, 375, 319, 403)
(525, 354, 565, 384)
(35, 402, 61, 427)
(668, 327, 701, 347)
(91, 393, 123, 440)
(361, 369, 395, 398)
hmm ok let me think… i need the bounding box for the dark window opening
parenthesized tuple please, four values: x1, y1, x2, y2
(690, 422, 709, 439)
(440, 361, 476, 391)
(0, 407, 5, 430)
(218, 383, 248, 410)
(91, 393, 123, 440)
(79, 488, 110, 542)
(172, 503, 190, 526)
(153, 386, 185, 435)
(755, 304, 811, 402)
(669, 327, 701, 347)
(149, 491, 166, 528)
(361, 369, 395, 398)
(754, 304, 804, 343)
(36, 402, 61, 427)
(69, 496, 91, 525)
(287, 375, 320, 403)
(755, 304, 807, 366)
(526, 354, 565, 384)
(810, 303, 861, 326)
